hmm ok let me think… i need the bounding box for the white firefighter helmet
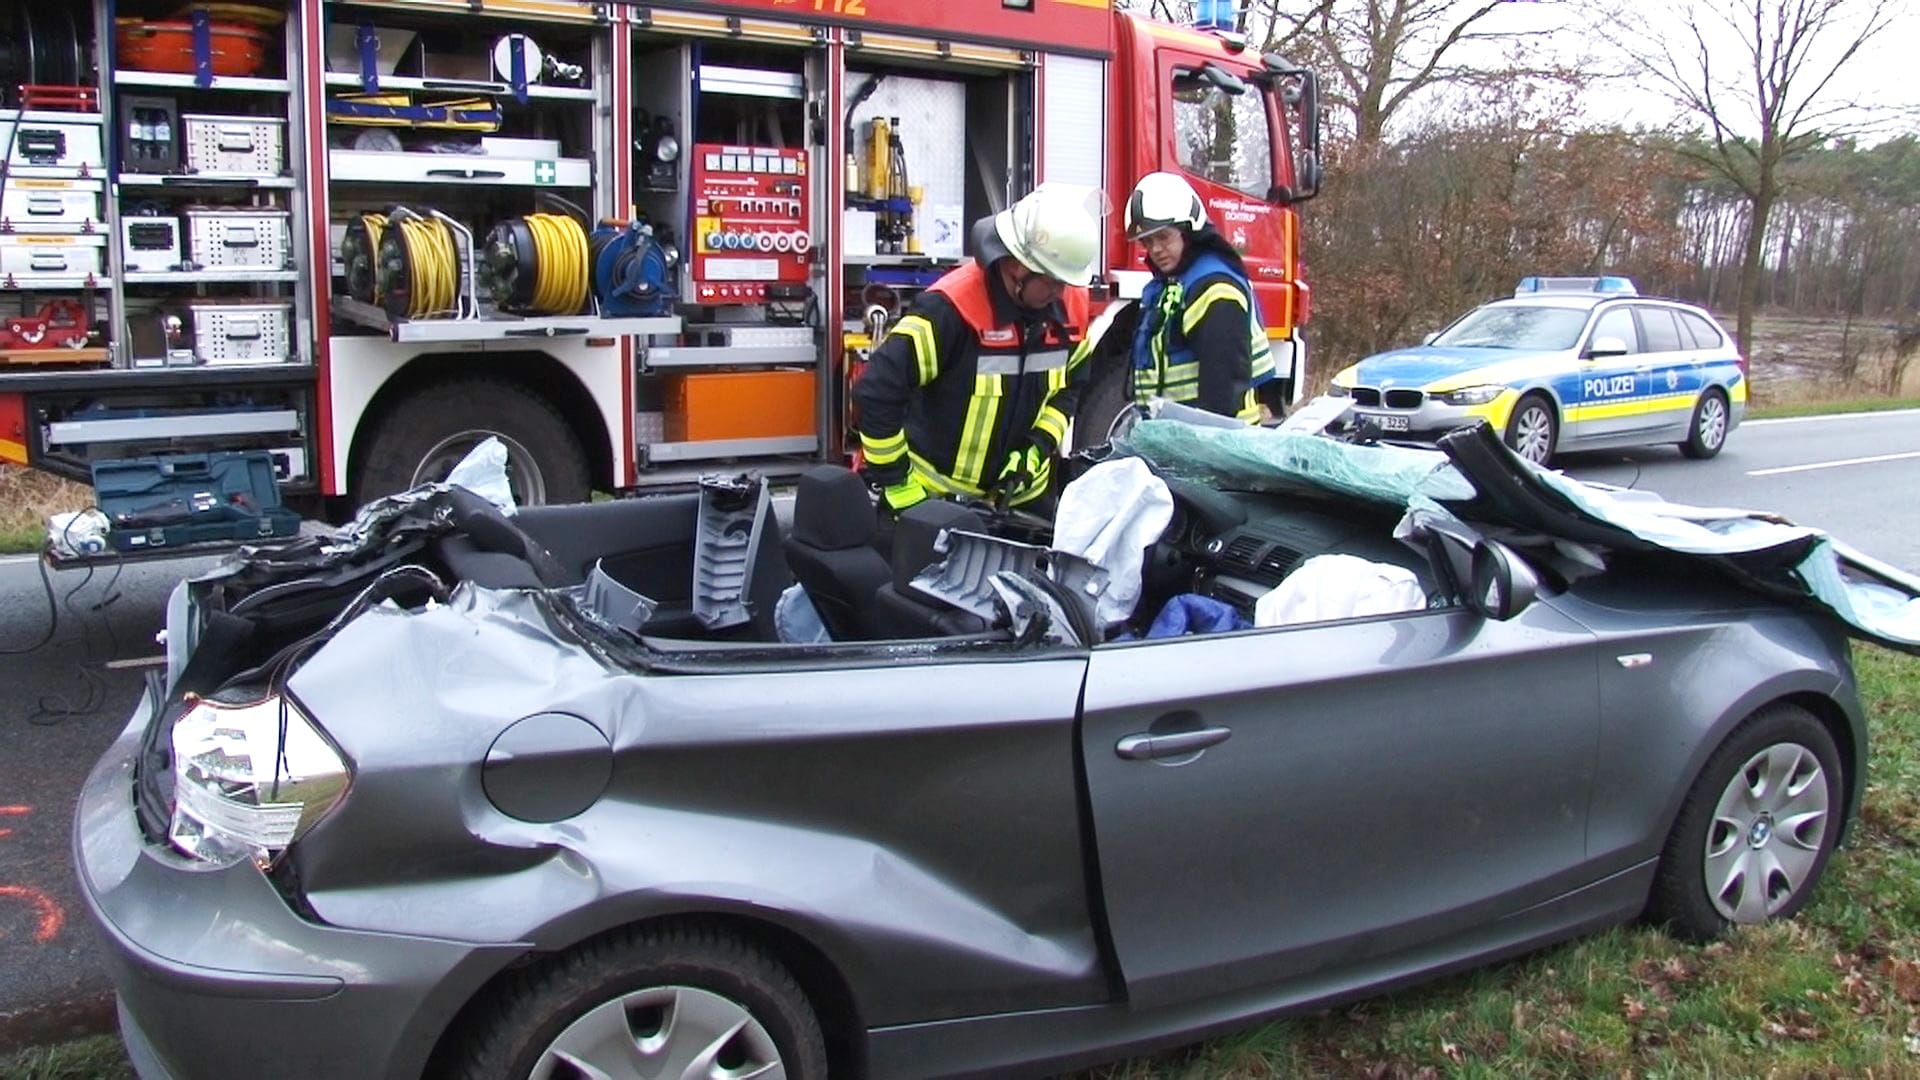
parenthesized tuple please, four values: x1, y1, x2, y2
(1124, 172, 1207, 241)
(994, 183, 1102, 287)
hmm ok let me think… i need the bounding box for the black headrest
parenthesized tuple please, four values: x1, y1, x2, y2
(791, 466, 876, 551)
(892, 499, 988, 593)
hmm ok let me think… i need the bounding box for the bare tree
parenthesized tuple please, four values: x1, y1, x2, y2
(1289, 1, 1563, 144)
(1605, 0, 1896, 360)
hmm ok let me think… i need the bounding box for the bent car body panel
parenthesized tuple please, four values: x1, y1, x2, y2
(74, 691, 527, 1080)
(283, 588, 1107, 1025)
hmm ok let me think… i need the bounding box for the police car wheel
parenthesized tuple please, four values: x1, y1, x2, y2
(1645, 703, 1840, 941)
(1504, 394, 1557, 466)
(1681, 389, 1730, 460)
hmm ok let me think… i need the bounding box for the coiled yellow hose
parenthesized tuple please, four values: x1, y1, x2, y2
(394, 214, 459, 318)
(523, 212, 589, 315)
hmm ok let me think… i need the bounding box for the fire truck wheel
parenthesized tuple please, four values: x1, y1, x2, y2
(355, 379, 591, 510)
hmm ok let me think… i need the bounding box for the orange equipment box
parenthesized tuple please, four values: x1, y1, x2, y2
(663, 369, 817, 443)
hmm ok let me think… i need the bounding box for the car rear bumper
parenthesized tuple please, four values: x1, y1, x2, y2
(73, 695, 521, 1080)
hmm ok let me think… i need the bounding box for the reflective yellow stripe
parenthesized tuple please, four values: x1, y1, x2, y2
(890, 315, 939, 386)
(952, 374, 1002, 486)
(907, 452, 983, 497)
(0, 436, 25, 464)
(1163, 360, 1200, 384)
(1235, 390, 1262, 424)
(1563, 393, 1697, 423)
(860, 429, 908, 464)
(1181, 282, 1248, 335)
(1034, 404, 1069, 448)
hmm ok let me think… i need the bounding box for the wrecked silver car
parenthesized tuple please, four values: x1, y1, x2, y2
(74, 418, 1920, 1079)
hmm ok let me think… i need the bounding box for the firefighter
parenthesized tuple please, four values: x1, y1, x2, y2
(854, 183, 1101, 515)
(1124, 171, 1276, 423)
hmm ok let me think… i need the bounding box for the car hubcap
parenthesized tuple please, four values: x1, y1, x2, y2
(1704, 742, 1829, 923)
(1511, 407, 1552, 464)
(533, 984, 785, 1080)
(1700, 397, 1728, 449)
(410, 429, 547, 505)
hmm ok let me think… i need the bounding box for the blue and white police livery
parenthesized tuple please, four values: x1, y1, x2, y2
(1327, 277, 1747, 465)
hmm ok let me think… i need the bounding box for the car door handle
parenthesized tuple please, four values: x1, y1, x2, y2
(1115, 726, 1233, 760)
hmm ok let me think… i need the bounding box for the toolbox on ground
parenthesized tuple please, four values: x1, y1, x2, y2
(91, 451, 300, 552)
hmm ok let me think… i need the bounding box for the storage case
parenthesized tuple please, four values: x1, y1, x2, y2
(91, 451, 300, 553)
(663, 369, 816, 443)
(186, 209, 290, 269)
(121, 216, 183, 272)
(0, 111, 105, 173)
(0, 178, 103, 232)
(190, 301, 292, 364)
(182, 114, 286, 176)
(0, 234, 106, 279)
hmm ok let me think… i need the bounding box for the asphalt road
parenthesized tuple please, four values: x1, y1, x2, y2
(0, 408, 1915, 1054)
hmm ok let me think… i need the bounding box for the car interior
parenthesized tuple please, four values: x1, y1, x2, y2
(467, 457, 1459, 652)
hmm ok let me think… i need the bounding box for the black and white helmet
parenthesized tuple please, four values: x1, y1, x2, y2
(1124, 172, 1206, 242)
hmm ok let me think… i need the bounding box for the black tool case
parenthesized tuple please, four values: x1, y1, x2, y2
(92, 452, 301, 553)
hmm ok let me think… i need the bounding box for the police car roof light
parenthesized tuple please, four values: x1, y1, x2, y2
(1514, 276, 1639, 297)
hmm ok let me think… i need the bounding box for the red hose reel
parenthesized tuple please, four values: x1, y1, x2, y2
(0, 299, 91, 350)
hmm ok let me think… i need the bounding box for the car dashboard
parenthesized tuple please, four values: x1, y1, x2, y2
(1145, 481, 1441, 622)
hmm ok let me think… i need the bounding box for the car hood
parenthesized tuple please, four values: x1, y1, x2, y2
(1343, 346, 1558, 390)
(1120, 418, 1920, 654)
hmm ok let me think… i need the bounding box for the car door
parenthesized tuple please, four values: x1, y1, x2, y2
(1627, 305, 1699, 439)
(1080, 602, 1601, 1008)
(1564, 305, 1641, 445)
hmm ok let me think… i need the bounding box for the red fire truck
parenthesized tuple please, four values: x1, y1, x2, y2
(0, 0, 1318, 518)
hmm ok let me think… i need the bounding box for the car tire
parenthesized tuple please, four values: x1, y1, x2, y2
(1504, 394, 1558, 466)
(1647, 703, 1842, 942)
(354, 378, 590, 511)
(1680, 388, 1731, 460)
(448, 923, 828, 1080)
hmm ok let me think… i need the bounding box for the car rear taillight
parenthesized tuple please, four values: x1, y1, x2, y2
(168, 693, 350, 867)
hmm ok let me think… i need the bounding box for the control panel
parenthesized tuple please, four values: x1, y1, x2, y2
(689, 142, 810, 304)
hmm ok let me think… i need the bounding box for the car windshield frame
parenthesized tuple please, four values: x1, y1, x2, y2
(1432, 304, 1593, 351)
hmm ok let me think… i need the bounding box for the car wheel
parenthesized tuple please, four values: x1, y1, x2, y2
(1680, 388, 1731, 460)
(1648, 703, 1841, 941)
(449, 923, 828, 1080)
(1504, 394, 1558, 466)
(355, 378, 590, 510)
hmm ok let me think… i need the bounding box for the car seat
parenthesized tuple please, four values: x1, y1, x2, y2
(782, 466, 892, 641)
(868, 499, 993, 639)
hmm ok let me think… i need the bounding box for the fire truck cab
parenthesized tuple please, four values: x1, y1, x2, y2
(0, 0, 1318, 518)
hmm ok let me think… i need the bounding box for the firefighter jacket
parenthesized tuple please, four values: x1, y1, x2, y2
(1131, 230, 1275, 423)
(854, 260, 1093, 507)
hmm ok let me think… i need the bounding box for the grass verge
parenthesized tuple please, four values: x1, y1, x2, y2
(1748, 397, 1920, 420)
(0, 1036, 131, 1080)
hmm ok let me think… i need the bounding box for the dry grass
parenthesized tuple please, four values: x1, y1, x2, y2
(1742, 312, 1920, 407)
(0, 464, 91, 552)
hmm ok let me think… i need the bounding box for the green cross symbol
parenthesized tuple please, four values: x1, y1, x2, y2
(534, 160, 556, 185)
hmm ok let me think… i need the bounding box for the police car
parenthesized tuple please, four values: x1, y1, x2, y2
(1327, 277, 1746, 465)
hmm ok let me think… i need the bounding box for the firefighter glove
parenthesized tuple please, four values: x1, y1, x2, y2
(993, 442, 1047, 499)
(881, 477, 929, 514)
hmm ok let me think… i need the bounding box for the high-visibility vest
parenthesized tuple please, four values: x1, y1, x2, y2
(890, 263, 1088, 505)
(1132, 249, 1272, 423)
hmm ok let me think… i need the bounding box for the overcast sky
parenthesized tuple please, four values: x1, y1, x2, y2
(1452, 0, 1920, 142)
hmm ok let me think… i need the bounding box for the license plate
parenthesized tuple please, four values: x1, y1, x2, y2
(1357, 411, 1410, 432)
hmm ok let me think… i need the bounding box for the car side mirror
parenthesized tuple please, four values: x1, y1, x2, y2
(1422, 331, 1439, 345)
(1585, 336, 1629, 359)
(1469, 540, 1538, 621)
